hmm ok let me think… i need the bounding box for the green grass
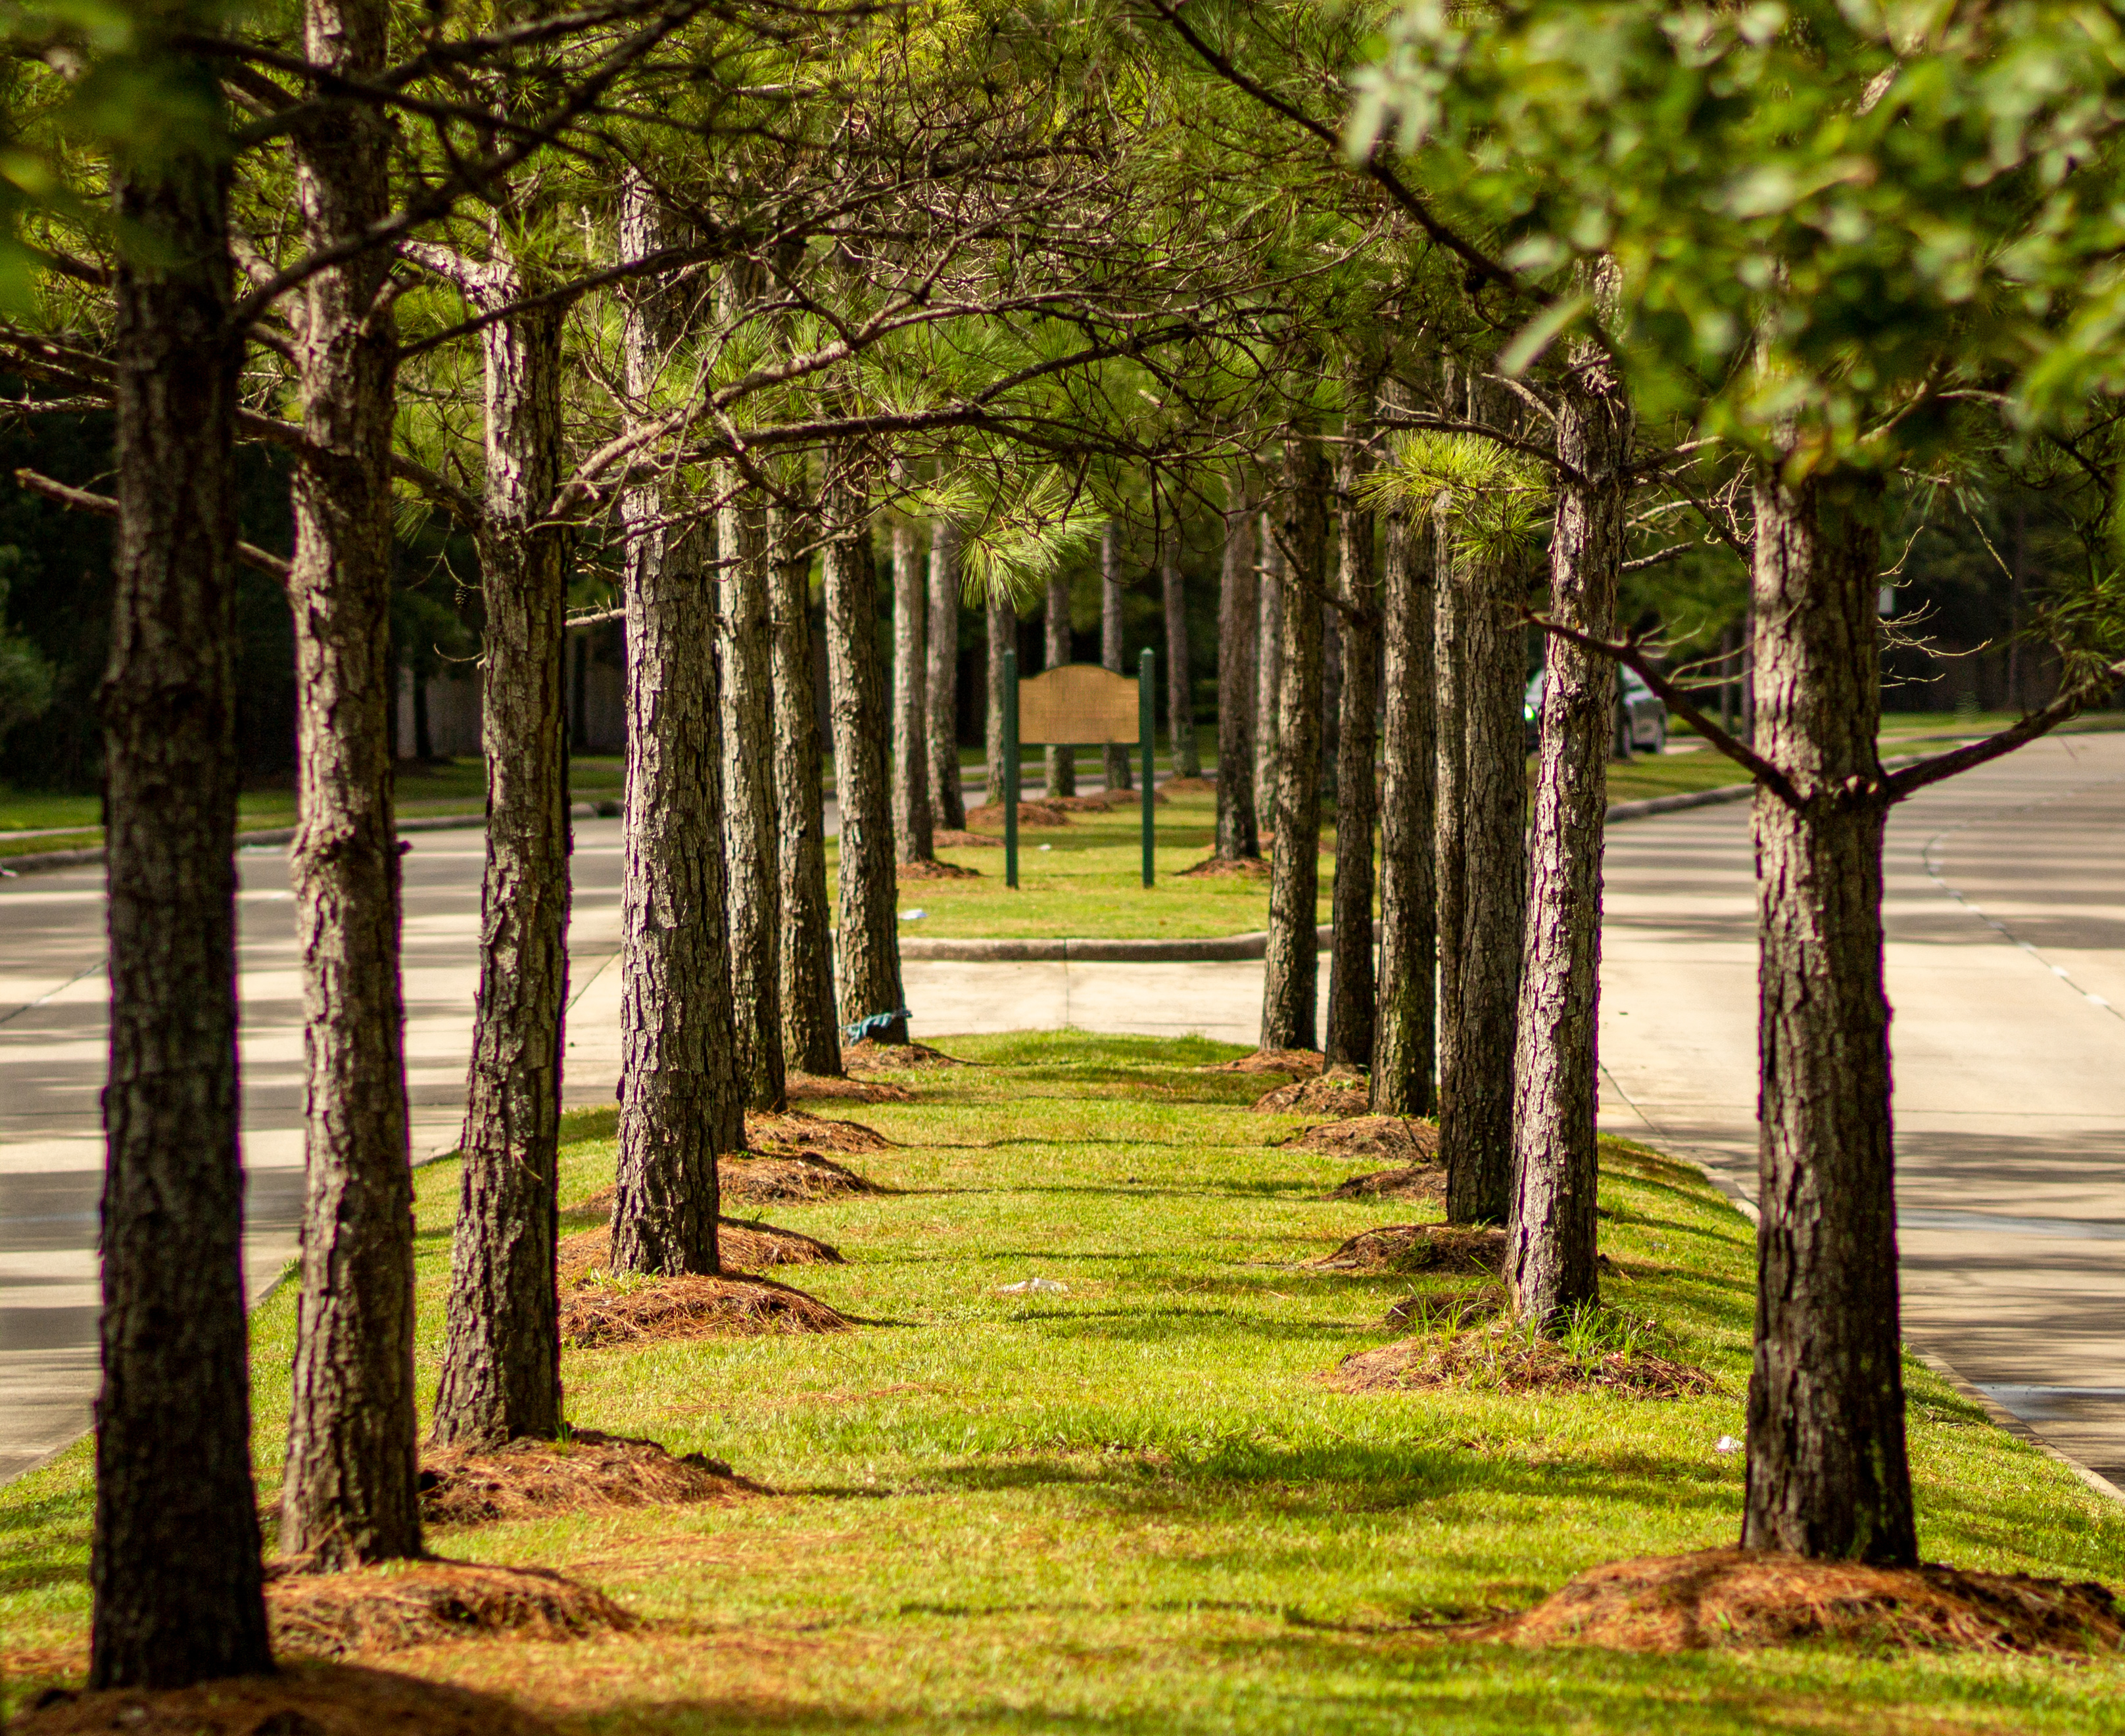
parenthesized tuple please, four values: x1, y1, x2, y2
(6, 1032, 2124, 1731)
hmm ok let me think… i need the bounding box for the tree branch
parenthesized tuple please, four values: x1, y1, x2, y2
(1883, 663, 2125, 800)
(15, 469, 291, 584)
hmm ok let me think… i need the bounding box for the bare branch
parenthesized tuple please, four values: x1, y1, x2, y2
(1884, 664, 2125, 800)
(16, 468, 291, 583)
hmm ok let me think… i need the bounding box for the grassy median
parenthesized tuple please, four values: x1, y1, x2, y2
(5, 1032, 2125, 1731)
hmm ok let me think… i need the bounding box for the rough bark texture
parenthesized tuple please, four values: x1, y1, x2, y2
(1260, 436, 1327, 1052)
(1432, 507, 1467, 1156)
(985, 591, 1012, 810)
(1372, 506, 1436, 1116)
(279, 0, 419, 1570)
(1319, 595, 1343, 804)
(1742, 465, 1915, 1567)
(720, 475, 786, 1110)
(1044, 571, 1076, 795)
(1508, 348, 1633, 1325)
(91, 60, 272, 1690)
(825, 456, 907, 1043)
(773, 499, 844, 1076)
(1215, 478, 1258, 858)
(892, 516, 934, 860)
(610, 181, 734, 1275)
(1254, 514, 1283, 826)
(1101, 521, 1130, 790)
(1160, 525, 1200, 777)
(1440, 545, 1526, 1227)
(926, 519, 965, 828)
(1324, 427, 1380, 1071)
(432, 262, 568, 1447)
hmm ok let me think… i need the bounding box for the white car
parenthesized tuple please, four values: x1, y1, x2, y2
(1524, 667, 1669, 758)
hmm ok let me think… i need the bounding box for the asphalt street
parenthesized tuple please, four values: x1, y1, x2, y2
(3, 731, 2122, 1492)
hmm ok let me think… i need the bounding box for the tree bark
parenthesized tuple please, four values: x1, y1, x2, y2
(92, 48, 271, 1689)
(1160, 522, 1199, 777)
(1372, 504, 1435, 1115)
(279, 0, 419, 1571)
(984, 590, 1012, 814)
(432, 257, 568, 1447)
(1324, 428, 1380, 1072)
(720, 472, 786, 1110)
(1741, 463, 1915, 1566)
(1044, 570, 1076, 795)
(1101, 521, 1130, 791)
(1214, 475, 1258, 858)
(926, 519, 965, 828)
(773, 498, 844, 1076)
(1319, 594, 1343, 805)
(609, 177, 734, 1275)
(1441, 541, 1526, 1226)
(1254, 513, 1283, 827)
(1260, 434, 1327, 1052)
(1508, 344, 1633, 1325)
(1433, 505, 1468, 1158)
(825, 451, 907, 1043)
(891, 515, 934, 860)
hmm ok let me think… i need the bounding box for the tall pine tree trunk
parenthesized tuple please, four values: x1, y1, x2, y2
(1324, 397, 1380, 1071)
(433, 268, 568, 1447)
(610, 177, 734, 1274)
(1215, 475, 1258, 858)
(1044, 571, 1076, 795)
(892, 515, 934, 859)
(927, 519, 965, 828)
(1160, 522, 1199, 776)
(825, 451, 907, 1043)
(720, 475, 786, 1109)
(92, 45, 271, 1687)
(1372, 503, 1435, 1115)
(1101, 521, 1130, 790)
(1319, 594, 1343, 805)
(1442, 542, 1527, 1226)
(1508, 342, 1632, 1326)
(984, 591, 1011, 813)
(1260, 434, 1327, 1052)
(773, 498, 844, 1076)
(1432, 506, 1468, 1167)
(1254, 514, 1283, 826)
(1742, 463, 1915, 1566)
(280, 0, 419, 1569)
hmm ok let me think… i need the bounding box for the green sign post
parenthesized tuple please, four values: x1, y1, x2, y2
(999, 653, 1155, 889)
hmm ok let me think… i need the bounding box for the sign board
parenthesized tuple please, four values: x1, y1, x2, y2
(1017, 664, 1141, 746)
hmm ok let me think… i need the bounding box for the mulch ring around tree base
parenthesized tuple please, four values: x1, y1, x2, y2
(419, 1431, 762, 1528)
(1201, 1048, 1323, 1077)
(1483, 1548, 2125, 1655)
(1325, 1327, 1714, 1398)
(784, 1071, 911, 1104)
(1384, 1286, 1507, 1330)
(842, 1039, 966, 1073)
(963, 800, 1073, 828)
(1159, 775, 1218, 793)
(725, 1154, 886, 1205)
(1304, 1115, 1440, 1165)
(1253, 1072, 1372, 1116)
(747, 1106, 893, 1155)
(1323, 1163, 1444, 1204)
(1176, 854, 1271, 880)
(1304, 1223, 1508, 1275)
(932, 828, 1002, 848)
(266, 1559, 633, 1660)
(559, 1270, 851, 1349)
(898, 858, 982, 880)
(555, 1220, 843, 1284)
(9, 1662, 556, 1735)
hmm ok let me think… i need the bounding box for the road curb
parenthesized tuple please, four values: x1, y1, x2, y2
(898, 924, 1334, 962)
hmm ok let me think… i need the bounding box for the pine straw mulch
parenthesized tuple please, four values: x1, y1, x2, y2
(1159, 775, 1218, 793)
(1201, 1048, 1324, 1077)
(554, 1220, 843, 1286)
(1303, 1223, 1509, 1275)
(1383, 1286, 1507, 1329)
(746, 1106, 892, 1155)
(266, 1559, 633, 1660)
(932, 828, 1001, 849)
(842, 1039, 966, 1074)
(558, 1265, 851, 1349)
(1482, 1547, 2125, 1656)
(9, 1662, 555, 1735)
(963, 800, 1073, 828)
(785, 1071, 911, 1103)
(1325, 1326, 1715, 1398)
(1253, 1071, 1373, 1116)
(418, 1431, 761, 1529)
(1176, 853, 1272, 880)
(1324, 1163, 1444, 1204)
(1303, 1115, 1441, 1165)
(724, 1151, 886, 1204)
(897, 858, 982, 880)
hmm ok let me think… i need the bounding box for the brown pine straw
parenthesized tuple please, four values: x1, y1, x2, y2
(963, 799, 1073, 827)
(1483, 1547, 2125, 1655)
(842, 1039, 965, 1073)
(1202, 1048, 1323, 1076)
(418, 1430, 762, 1528)
(1304, 1224, 1508, 1276)
(556, 1217, 844, 1279)
(897, 858, 982, 880)
(559, 1271, 851, 1349)
(1175, 853, 1271, 880)
(1304, 1116, 1440, 1165)
(744, 1107, 893, 1154)
(931, 828, 1003, 847)
(1325, 1328, 1714, 1398)
(1322, 1165, 1443, 1204)
(265, 1559, 633, 1659)
(1252, 1073, 1372, 1115)
(9, 1660, 556, 1734)
(786, 1070, 912, 1102)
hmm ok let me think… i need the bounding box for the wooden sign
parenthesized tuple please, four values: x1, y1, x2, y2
(1017, 663, 1141, 745)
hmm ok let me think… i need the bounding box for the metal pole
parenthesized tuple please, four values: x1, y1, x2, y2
(1139, 646, 1155, 887)
(1003, 648, 1019, 889)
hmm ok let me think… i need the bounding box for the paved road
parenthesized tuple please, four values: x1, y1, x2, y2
(5, 734, 2122, 1489)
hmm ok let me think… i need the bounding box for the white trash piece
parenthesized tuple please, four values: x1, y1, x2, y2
(996, 1277, 1068, 1296)
(1714, 1434, 1743, 1455)
(904, 908, 928, 920)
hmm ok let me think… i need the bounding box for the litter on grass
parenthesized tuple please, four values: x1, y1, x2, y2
(997, 1277, 1068, 1295)
(1715, 1435, 1744, 1455)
